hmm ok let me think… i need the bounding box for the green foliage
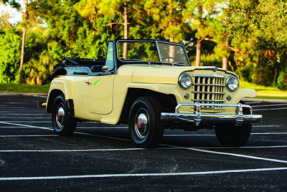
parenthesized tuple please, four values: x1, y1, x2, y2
(0, 27, 21, 83)
(277, 69, 287, 90)
(200, 54, 222, 68)
(0, 0, 286, 90)
(228, 0, 287, 89)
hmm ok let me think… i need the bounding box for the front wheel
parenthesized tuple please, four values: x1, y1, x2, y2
(215, 124, 252, 147)
(52, 94, 77, 136)
(128, 97, 163, 148)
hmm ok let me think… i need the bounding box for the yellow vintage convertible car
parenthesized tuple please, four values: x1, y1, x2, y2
(45, 39, 262, 148)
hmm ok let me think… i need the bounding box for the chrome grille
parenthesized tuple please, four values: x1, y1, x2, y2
(192, 75, 225, 110)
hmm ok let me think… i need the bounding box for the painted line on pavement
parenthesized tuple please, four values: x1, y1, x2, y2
(0, 167, 286, 181)
(0, 148, 145, 153)
(253, 125, 280, 128)
(0, 114, 47, 116)
(195, 145, 287, 149)
(0, 135, 57, 138)
(252, 132, 287, 135)
(1, 145, 287, 153)
(77, 126, 128, 129)
(186, 147, 287, 164)
(0, 121, 130, 142)
(3, 121, 51, 123)
(163, 132, 287, 137)
(0, 121, 53, 131)
(0, 117, 51, 120)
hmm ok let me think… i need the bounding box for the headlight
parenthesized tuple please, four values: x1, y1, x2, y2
(179, 73, 192, 89)
(226, 76, 239, 91)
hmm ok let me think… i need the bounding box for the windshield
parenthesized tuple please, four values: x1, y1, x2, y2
(117, 40, 189, 66)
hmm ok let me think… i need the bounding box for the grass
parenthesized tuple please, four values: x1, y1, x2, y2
(1, 81, 287, 100)
(0, 83, 50, 93)
(240, 81, 287, 99)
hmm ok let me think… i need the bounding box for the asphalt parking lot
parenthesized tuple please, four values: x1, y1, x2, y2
(0, 95, 286, 192)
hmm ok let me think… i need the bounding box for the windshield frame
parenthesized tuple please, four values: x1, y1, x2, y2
(115, 39, 190, 66)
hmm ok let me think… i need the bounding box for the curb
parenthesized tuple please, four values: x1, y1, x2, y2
(0, 92, 48, 97)
(242, 98, 287, 103)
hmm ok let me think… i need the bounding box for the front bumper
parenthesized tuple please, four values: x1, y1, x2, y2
(161, 103, 262, 126)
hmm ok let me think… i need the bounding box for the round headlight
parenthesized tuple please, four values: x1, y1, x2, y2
(179, 73, 192, 89)
(226, 76, 239, 91)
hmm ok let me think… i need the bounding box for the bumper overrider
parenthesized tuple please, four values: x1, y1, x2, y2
(161, 103, 262, 126)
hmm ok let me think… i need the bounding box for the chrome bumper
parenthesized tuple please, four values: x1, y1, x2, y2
(161, 103, 262, 126)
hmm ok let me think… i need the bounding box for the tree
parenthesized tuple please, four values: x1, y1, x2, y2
(0, 27, 21, 83)
(227, 0, 287, 88)
(19, 0, 28, 83)
(0, 10, 12, 29)
(1, 0, 28, 83)
(75, 0, 157, 59)
(144, 0, 187, 43)
(183, 0, 224, 66)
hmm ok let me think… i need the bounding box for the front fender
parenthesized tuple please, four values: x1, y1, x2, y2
(234, 88, 257, 103)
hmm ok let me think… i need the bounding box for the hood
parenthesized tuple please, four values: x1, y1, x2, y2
(118, 64, 232, 85)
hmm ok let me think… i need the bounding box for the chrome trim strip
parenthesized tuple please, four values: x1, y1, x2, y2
(192, 99, 225, 102)
(193, 74, 225, 79)
(193, 91, 225, 95)
(161, 103, 262, 126)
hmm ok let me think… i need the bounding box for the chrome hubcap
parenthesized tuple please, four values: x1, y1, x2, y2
(135, 110, 149, 139)
(56, 107, 65, 129)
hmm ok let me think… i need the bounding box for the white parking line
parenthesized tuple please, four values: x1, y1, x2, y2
(253, 125, 280, 128)
(187, 147, 287, 164)
(163, 132, 287, 137)
(0, 114, 47, 116)
(77, 126, 128, 129)
(0, 135, 57, 138)
(1, 145, 287, 153)
(0, 121, 53, 131)
(0, 167, 286, 181)
(0, 148, 145, 153)
(0, 117, 51, 120)
(195, 146, 287, 149)
(164, 134, 214, 137)
(4, 121, 51, 123)
(252, 132, 287, 135)
(0, 121, 130, 141)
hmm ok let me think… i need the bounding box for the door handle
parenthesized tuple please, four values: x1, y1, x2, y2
(85, 81, 91, 85)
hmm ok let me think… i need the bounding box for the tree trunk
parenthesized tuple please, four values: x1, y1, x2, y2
(19, 0, 28, 83)
(222, 36, 229, 70)
(195, 4, 203, 67)
(195, 38, 201, 66)
(123, 1, 128, 60)
(169, 7, 174, 63)
(222, 56, 228, 70)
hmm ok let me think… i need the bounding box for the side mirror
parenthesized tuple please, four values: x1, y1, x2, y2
(102, 66, 109, 73)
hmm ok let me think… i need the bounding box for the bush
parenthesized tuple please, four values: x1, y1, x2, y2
(237, 66, 253, 82)
(277, 69, 287, 90)
(251, 65, 273, 86)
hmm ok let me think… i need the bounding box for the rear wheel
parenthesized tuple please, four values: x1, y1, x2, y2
(52, 94, 77, 136)
(128, 97, 163, 148)
(215, 123, 252, 147)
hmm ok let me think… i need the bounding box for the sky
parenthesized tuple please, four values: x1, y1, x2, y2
(0, 0, 24, 24)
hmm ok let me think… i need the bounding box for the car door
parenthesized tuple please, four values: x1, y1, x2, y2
(86, 41, 115, 115)
(85, 75, 114, 114)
